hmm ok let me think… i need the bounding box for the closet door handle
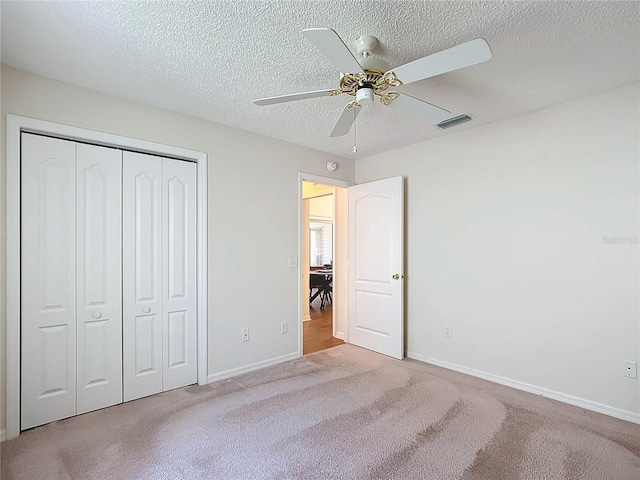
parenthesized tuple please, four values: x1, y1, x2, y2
(93, 312, 102, 319)
(143, 306, 151, 314)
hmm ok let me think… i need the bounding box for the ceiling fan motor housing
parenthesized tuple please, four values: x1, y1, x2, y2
(357, 54, 390, 73)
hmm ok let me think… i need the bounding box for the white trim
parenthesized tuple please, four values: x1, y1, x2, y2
(6, 116, 21, 441)
(297, 172, 353, 358)
(1, 430, 6, 442)
(196, 143, 209, 387)
(302, 315, 312, 322)
(407, 352, 640, 425)
(300, 173, 352, 189)
(207, 352, 299, 383)
(6, 114, 209, 440)
(331, 186, 338, 340)
(334, 331, 345, 341)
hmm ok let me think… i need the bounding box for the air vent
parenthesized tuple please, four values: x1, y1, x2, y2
(437, 114, 472, 129)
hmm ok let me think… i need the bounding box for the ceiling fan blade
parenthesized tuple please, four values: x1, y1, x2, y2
(302, 28, 364, 74)
(387, 93, 452, 125)
(254, 89, 337, 106)
(389, 38, 492, 85)
(330, 103, 361, 137)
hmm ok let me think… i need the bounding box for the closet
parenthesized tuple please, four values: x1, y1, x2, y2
(20, 133, 197, 430)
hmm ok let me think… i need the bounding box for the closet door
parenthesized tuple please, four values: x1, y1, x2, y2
(162, 159, 197, 390)
(122, 151, 164, 401)
(76, 144, 123, 414)
(21, 134, 77, 430)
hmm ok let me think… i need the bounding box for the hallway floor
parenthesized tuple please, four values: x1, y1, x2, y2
(303, 297, 343, 355)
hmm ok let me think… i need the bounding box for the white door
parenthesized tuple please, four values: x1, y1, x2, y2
(162, 158, 198, 390)
(348, 176, 404, 359)
(21, 134, 77, 429)
(122, 151, 164, 401)
(76, 144, 123, 414)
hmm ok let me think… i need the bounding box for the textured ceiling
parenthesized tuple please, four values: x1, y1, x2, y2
(2, 1, 639, 160)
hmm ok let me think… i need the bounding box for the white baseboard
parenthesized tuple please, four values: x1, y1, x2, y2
(334, 331, 344, 340)
(406, 352, 640, 425)
(302, 315, 312, 322)
(1, 430, 6, 442)
(207, 352, 300, 383)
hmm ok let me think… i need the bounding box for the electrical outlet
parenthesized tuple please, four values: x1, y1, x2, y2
(444, 326, 452, 338)
(623, 361, 637, 378)
(280, 321, 287, 334)
(241, 328, 249, 342)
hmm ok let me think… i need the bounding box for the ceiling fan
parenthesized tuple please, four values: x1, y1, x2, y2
(254, 28, 492, 138)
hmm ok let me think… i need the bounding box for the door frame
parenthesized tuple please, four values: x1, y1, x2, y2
(297, 172, 352, 356)
(5, 114, 209, 440)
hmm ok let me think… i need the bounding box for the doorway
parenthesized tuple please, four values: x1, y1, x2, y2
(305, 193, 341, 354)
(299, 174, 351, 356)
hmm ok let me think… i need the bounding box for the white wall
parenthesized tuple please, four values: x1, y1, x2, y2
(0, 64, 354, 431)
(356, 83, 640, 416)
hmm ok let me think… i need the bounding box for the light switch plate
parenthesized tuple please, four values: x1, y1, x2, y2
(288, 257, 298, 268)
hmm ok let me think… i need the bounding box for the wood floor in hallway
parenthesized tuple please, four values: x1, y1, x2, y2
(303, 297, 344, 355)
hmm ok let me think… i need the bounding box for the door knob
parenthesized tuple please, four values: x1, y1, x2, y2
(392, 274, 404, 280)
(143, 306, 151, 314)
(93, 312, 102, 319)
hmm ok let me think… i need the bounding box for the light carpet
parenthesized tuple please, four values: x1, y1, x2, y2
(1, 344, 639, 479)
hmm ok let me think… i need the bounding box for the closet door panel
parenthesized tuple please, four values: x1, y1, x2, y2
(21, 133, 77, 430)
(162, 159, 197, 390)
(76, 144, 123, 414)
(123, 151, 163, 401)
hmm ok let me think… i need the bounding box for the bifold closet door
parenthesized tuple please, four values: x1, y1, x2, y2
(21, 134, 77, 430)
(162, 157, 197, 391)
(123, 152, 164, 401)
(122, 152, 197, 401)
(76, 144, 123, 415)
(21, 135, 123, 430)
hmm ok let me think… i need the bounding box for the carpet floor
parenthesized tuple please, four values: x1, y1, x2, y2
(1, 344, 639, 479)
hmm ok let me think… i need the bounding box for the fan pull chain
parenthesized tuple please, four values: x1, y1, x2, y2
(352, 108, 358, 153)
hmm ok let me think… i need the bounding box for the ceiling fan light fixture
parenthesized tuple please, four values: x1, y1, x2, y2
(356, 87, 374, 104)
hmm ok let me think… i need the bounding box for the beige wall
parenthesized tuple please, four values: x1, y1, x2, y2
(308, 194, 334, 219)
(356, 83, 640, 415)
(0, 64, 355, 431)
(302, 182, 334, 199)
